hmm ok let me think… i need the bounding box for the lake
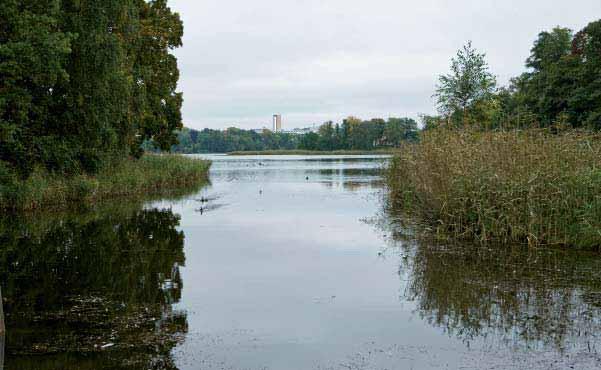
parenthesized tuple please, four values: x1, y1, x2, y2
(1, 154, 600, 369)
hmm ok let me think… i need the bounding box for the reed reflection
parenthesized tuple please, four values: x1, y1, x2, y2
(396, 239, 601, 352)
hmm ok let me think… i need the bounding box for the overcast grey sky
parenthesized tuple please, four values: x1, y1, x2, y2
(168, 0, 601, 130)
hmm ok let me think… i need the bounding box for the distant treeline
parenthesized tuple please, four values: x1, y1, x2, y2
(1, 1, 184, 180)
(428, 20, 601, 130)
(166, 117, 418, 153)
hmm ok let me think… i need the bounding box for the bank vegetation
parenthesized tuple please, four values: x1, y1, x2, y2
(387, 19, 601, 249)
(0, 2, 212, 211)
(387, 129, 601, 248)
(0, 155, 210, 212)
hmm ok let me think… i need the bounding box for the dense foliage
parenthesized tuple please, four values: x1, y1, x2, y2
(430, 19, 601, 130)
(0, 0, 183, 181)
(167, 127, 300, 153)
(299, 117, 419, 151)
(168, 117, 419, 153)
(434, 41, 496, 126)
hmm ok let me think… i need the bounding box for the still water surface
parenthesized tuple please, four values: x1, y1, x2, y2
(1, 155, 600, 369)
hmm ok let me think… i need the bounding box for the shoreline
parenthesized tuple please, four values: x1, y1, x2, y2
(225, 149, 396, 156)
(0, 155, 211, 212)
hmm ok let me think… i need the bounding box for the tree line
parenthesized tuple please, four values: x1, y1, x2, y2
(167, 117, 419, 153)
(432, 19, 601, 130)
(0, 0, 183, 180)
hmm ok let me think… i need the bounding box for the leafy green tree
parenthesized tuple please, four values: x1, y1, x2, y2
(0, 0, 185, 180)
(527, 27, 573, 70)
(56, 0, 135, 172)
(517, 27, 575, 126)
(129, 0, 184, 157)
(569, 20, 601, 128)
(384, 118, 418, 145)
(0, 0, 73, 176)
(298, 132, 319, 150)
(435, 41, 497, 126)
(501, 22, 601, 129)
(318, 121, 335, 150)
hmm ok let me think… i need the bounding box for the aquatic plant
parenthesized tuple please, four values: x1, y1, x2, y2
(386, 128, 601, 248)
(0, 155, 211, 211)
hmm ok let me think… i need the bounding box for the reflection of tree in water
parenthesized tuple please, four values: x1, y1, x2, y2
(316, 168, 384, 192)
(399, 241, 601, 352)
(0, 204, 189, 369)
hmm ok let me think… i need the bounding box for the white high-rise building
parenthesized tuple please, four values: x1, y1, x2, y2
(273, 114, 282, 132)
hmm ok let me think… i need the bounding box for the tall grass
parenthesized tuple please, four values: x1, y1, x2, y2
(386, 128, 601, 249)
(0, 154, 211, 211)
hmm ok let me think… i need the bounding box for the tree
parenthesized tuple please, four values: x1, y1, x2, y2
(129, 0, 184, 157)
(55, 0, 135, 172)
(526, 27, 573, 71)
(299, 132, 319, 150)
(384, 118, 418, 145)
(318, 121, 335, 150)
(0, 0, 73, 176)
(517, 27, 575, 126)
(0, 0, 185, 179)
(435, 41, 497, 126)
(569, 20, 601, 128)
(509, 22, 601, 129)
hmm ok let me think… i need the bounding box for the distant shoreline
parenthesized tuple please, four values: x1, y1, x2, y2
(225, 149, 396, 156)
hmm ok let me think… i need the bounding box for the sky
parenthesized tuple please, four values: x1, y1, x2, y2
(168, 0, 601, 130)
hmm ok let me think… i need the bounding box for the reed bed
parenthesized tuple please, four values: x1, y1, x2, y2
(386, 128, 601, 249)
(0, 154, 211, 212)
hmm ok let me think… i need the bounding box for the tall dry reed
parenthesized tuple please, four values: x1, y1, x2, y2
(0, 154, 211, 211)
(387, 128, 601, 248)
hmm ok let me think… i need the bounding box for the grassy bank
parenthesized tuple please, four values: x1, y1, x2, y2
(227, 149, 395, 156)
(0, 154, 211, 211)
(387, 128, 601, 249)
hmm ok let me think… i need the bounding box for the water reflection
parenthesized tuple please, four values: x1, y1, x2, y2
(316, 168, 383, 191)
(393, 235, 601, 353)
(205, 154, 388, 185)
(0, 333, 4, 370)
(0, 203, 188, 369)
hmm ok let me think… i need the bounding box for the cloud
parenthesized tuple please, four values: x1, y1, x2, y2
(169, 0, 601, 129)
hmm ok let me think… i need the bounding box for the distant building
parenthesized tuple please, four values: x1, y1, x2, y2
(283, 124, 320, 134)
(273, 114, 282, 132)
(280, 127, 317, 135)
(250, 119, 319, 135)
